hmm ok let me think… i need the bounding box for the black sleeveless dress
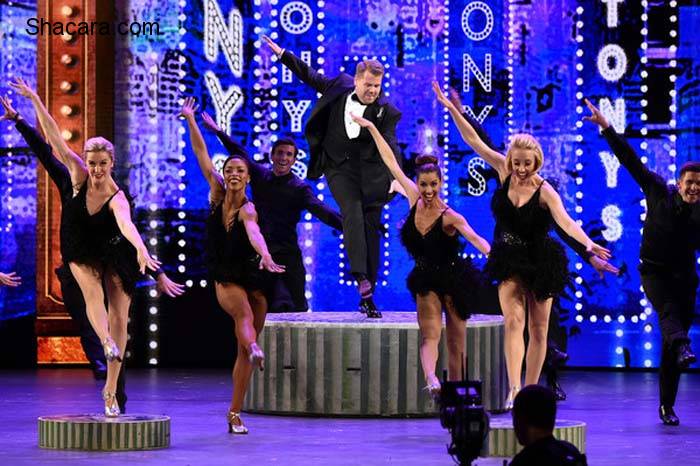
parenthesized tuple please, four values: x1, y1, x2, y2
(486, 174, 569, 300)
(206, 200, 267, 291)
(61, 182, 140, 295)
(400, 204, 482, 320)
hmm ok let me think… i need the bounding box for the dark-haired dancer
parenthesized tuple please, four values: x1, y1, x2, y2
(1, 94, 184, 412)
(9, 79, 161, 417)
(351, 112, 490, 395)
(434, 83, 611, 409)
(200, 113, 342, 312)
(264, 35, 401, 318)
(585, 99, 700, 426)
(446, 89, 619, 400)
(181, 98, 284, 434)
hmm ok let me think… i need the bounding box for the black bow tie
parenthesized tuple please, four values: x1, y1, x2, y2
(351, 93, 362, 103)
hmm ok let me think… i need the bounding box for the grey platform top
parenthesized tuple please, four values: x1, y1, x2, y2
(264, 312, 504, 329)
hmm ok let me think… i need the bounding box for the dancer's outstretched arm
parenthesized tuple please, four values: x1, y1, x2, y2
(433, 82, 508, 180)
(180, 98, 225, 202)
(539, 183, 611, 261)
(239, 202, 286, 273)
(350, 113, 419, 207)
(9, 78, 87, 185)
(583, 98, 665, 198)
(443, 210, 491, 256)
(110, 192, 161, 274)
(263, 35, 334, 93)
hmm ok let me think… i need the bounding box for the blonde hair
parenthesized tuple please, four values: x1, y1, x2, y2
(505, 133, 544, 173)
(355, 59, 384, 78)
(83, 137, 115, 160)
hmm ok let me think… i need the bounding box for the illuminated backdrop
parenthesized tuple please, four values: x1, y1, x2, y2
(1, 0, 700, 367)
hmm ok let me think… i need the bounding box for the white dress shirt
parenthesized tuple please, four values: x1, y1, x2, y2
(344, 92, 368, 139)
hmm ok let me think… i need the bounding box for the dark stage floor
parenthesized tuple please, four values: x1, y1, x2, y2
(0, 369, 698, 465)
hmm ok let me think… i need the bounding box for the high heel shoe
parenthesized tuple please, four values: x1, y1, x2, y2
(102, 390, 121, 417)
(102, 336, 122, 362)
(248, 343, 265, 371)
(504, 386, 520, 411)
(227, 411, 249, 434)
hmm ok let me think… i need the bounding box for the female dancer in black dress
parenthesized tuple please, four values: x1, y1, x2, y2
(433, 82, 611, 408)
(351, 113, 491, 396)
(10, 78, 160, 416)
(181, 97, 284, 434)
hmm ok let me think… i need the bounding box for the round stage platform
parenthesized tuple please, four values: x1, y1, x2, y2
(483, 417, 586, 458)
(38, 414, 170, 451)
(243, 312, 507, 416)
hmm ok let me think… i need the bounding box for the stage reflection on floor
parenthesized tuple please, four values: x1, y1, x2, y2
(1, 369, 698, 465)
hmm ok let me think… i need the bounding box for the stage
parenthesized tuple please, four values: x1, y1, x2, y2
(1, 369, 698, 465)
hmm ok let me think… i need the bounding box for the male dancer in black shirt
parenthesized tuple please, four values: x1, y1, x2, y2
(585, 98, 700, 425)
(1, 96, 184, 412)
(263, 35, 402, 318)
(200, 112, 342, 312)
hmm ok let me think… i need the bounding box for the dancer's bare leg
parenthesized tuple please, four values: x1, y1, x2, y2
(525, 295, 553, 386)
(416, 292, 443, 387)
(103, 269, 131, 396)
(444, 295, 467, 381)
(498, 279, 527, 392)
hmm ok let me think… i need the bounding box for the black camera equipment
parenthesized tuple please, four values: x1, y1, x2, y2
(438, 367, 490, 465)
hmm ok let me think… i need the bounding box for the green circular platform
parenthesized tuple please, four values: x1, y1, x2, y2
(484, 417, 586, 457)
(38, 414, 170, 451)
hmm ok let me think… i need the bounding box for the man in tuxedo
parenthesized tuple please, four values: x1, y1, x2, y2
(263, 35, 402, 318)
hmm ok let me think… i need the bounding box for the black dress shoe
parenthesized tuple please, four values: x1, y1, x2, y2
(116, 392, 128, 414)
(676, 343, 696, 369)
(659, 405, 680, 426)
(547, 377, 567, 401)
(360, 297, 382, 319)
(547, 346, 570, 368)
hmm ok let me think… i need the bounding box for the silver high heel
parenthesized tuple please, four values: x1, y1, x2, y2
(102, 336, 122, 362)
(102, 390, 121, 417)
(505, 386, 521, 411)
(227, 411, 249, 434)
(248, 343, 265, 371)
(424, 374, 442, 401)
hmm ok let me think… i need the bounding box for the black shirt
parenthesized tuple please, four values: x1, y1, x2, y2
(602, 127, 700, 276)
(214, 130, 343, 254)
(510, 435, 587, 466)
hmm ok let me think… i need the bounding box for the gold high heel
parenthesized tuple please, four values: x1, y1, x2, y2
(505, 386, 521, 411)
(248, 343, 265, 371)
(227, 411, 248, 434)
(102, 390, 121, 417)
(102, 336, 122, 362)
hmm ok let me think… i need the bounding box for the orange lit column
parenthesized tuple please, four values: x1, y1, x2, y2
(35, 1, 114, 364)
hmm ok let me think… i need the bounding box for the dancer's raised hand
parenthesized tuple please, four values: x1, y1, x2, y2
(262, 35, 283, 56)
(259, 254, 286, 273)
(201, 111, 222, 133)
(179, 97, 199, 120)
(583, 98, 610, 129)
(350, 112, 374, 129)
(432, 81, 454, 109)
(8, 77, 36, 98)
(0, 96, 18, 121)
(0, 271, 21, 287)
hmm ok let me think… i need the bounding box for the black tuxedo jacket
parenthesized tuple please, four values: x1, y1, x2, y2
(280, 50, 401, 180)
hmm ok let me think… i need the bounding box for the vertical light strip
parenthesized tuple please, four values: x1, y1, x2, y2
(573, 3, 586, 324)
